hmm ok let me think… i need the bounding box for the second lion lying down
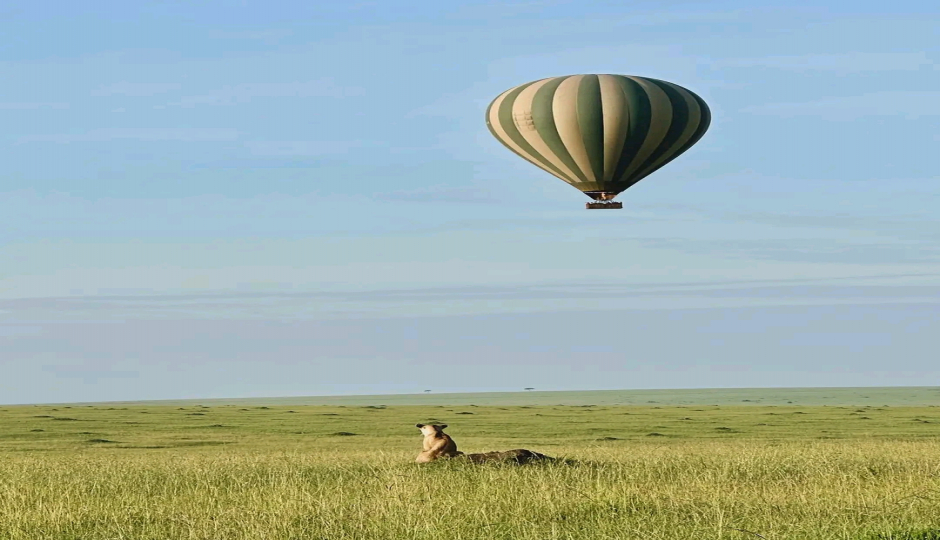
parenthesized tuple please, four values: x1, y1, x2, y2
(415, 423, 549, 464)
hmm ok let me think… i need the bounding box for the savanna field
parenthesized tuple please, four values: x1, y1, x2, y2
(2, 388, 939, 540)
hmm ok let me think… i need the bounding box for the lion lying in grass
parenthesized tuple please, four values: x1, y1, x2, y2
(414, 423, 461, 463)
(415, 424, 549, 464)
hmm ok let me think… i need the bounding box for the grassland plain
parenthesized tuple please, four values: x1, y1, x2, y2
(1, 388, 939, 540)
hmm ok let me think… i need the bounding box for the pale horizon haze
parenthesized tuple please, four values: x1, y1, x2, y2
(2, 0, 939, 405)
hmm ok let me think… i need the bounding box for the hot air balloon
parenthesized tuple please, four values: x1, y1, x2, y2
(485, 74, 710, 209)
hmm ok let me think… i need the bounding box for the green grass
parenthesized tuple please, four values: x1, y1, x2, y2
(1, 393, 940, 539)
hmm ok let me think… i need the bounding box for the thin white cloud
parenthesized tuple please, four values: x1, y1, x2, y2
(706, 52, 935, 74)
(5, 279, 940, 323)
(92, 82, 182, 96)
(740, 91, 940, 120)
(376, 185, 498, 204)
(721, 210, 940, 238)
(0, 102, 69, 110)
(19, 128, 242, 143)
(207, 29, 294, 41)
(168, 79, 365, 108)
(42, 365, 139, 383)
(244, 140, 365, 157)
(638, 237, 940, 265)
(449, 2, 747, 24)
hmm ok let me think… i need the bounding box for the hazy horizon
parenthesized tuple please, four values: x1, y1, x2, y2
(6, 385, 939, 408)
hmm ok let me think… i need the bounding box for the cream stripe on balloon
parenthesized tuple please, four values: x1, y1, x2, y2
(597, 74, 630, 183)
(552, 75, 594, 183)
(511, 77, 580, 186)
(614, 76, 673, 184)
(487, 89, 566, 182)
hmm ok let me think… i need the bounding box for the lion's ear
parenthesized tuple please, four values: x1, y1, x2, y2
(440, 424, 447, 429)
(415, 424, 424, 428)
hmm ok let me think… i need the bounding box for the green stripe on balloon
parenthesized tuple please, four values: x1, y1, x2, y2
(495, 82, 571, 182)
(609, 76, 652, 190)
(576, 74, 606, 184)
(532, 77, 587, 184)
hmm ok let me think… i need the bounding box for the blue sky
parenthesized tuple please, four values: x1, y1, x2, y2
(1, 0, 939, 404)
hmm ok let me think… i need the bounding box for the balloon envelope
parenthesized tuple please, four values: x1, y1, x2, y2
(486, 74, 710, 201)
